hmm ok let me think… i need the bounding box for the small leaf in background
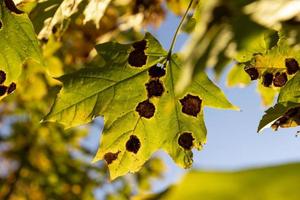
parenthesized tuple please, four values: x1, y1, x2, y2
(38, 0, 83, 40)
(83, 0, 111, 28)
(0, 0, 41, 96)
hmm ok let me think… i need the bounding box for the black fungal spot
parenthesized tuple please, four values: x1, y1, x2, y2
(136, 100, 155, 118)
(4, 0, 24, 14)
(273, 72, 287, 87)
(104, 151, 120, 165)
(148, 64, 166, 78)
(262, 72, 273, 87)
(128, 50, 147, 67)
(0, 85, 7, 96)
(180, 94, 202, 117)
(0, 20, 2, 29)
(7, 82, 16, 94)
(133, 40, 147, 51)
(285, 58, 299, 75)
(126, 135, 141, 154)
(146, 80, 164, 97)
(0, 70, 6, 84)
(245, 67, 259, 80)
(178, 132, 194, 150)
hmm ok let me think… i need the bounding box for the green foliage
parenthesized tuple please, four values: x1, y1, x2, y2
(0, 0, 41, 86)
(1, 0, 300, 197)
(139, 163, 300, 200)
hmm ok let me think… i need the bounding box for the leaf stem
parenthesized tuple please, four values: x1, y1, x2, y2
(167, 0, 194, 60)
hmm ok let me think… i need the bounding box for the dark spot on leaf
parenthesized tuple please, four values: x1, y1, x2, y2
(180, 94, 202, 117)
(135, 100, 155, 118)
(128, 50, 147, 67)
(4, 0, 24, 14)
(146, 80, 164, 97)
(0, 20, 2, 29)
(126, 135, 141, 154)
(245, 67, 259, 80)
(273, 72, 287, 87)
(285, 107, 299, 117)
(285, 58, 299, 75)
(7, 82, 16, 94)
(0, 70, 6, 84)
(262, 72, 273, 87)
(41, 37, 49, 44)
(271, 116, 289, 131)
(104, 151, 120, 165)
(133, 40, 147, 51)
(52, 25, 58, 34)
(0, 85, 7, 96)
(271, 107, 300, 131)
(148, 64, 166, 78)
(178, 132, 194, 150)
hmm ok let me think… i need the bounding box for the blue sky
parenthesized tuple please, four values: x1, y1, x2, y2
(83, 11, 300, 194)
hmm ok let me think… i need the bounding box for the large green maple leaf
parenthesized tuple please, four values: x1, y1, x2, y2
(0, 0, 41, 84)
(45, 33, 237, 179)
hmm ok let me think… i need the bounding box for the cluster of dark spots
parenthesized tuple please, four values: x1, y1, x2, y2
(178, 132, 194, 150)
(0, 85, 8, 96)
(126, 135, 141, 154)
(104, 151, 120, 165)
(180, 94, 202, 117)
(146, 80, 164, 97)
(133, 40, 147, 51)
(148, 64, 166, 78)
(245, 66, 259, 80)
(7, 82, 16, 94)
(273, 72, 287, 87)
(262, 72, 273, 87)
(128, 39, 148, 68)
(4, 0, 24, 14)
(285, 58, 299, 75)
(135, 100, 155, 118)
(272, 107, 300, 131)
(0, 70, 6, 84)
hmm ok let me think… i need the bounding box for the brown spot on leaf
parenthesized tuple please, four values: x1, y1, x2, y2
(104, 151, 120, 165)
(126, 135, 141, 154)
(133, 40, 147, 51)
(136, 100, 155, 118)
(245, 67, 259, 80)
(178, 132, 194, 150)
(273, 72, 287, 87)
(148, 64, 166, 78)
(0, 85, 7, 96)
(4, 0, 24, 14)
(180, 94, 202, 117)
(0, 70, 6, 84)
(285, 58, 299, 75)
(7, 82, 16, 94)
(146, 80, 164, 97)
(271, 107, 300, 131)
(128, 50, 147, 67)
(52, 25, 58, 34)
(262, 72, 273, 87)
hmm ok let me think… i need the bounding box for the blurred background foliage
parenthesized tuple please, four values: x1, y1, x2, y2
(1, 0, 300, 199)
